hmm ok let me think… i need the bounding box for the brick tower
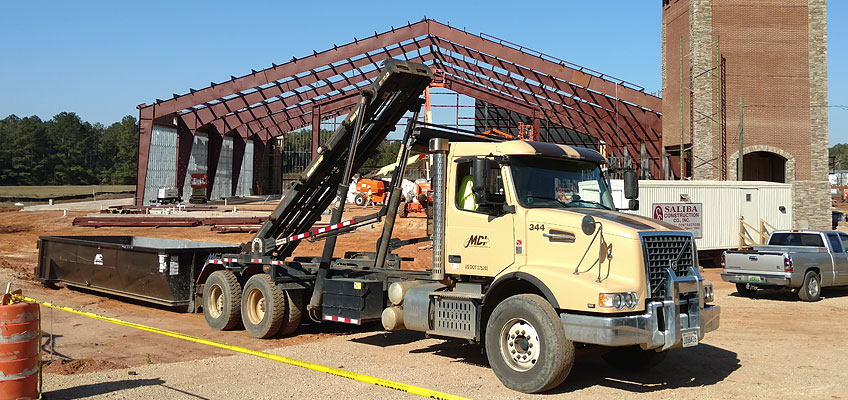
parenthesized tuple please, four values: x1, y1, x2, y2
(661, 0, 829, 229)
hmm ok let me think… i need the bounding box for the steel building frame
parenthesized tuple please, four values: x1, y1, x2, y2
(136, 18, 662, 205)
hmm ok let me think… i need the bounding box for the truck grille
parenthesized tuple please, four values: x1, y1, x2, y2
(642, 234, 695, 298)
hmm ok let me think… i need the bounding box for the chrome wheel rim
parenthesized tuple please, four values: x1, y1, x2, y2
(246, 288, 266, 325)
(809, 278, 820, 297)
(499, 318, 540, 372)
(207, 285, 223, 319)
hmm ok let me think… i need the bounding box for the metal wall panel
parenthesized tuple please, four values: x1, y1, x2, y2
(143, 126, 177, 205)
(210, 136, 234, 200)
(235, 140, 254, 197)
(180, 132, 209, 199)
(612, 180, 793, 250)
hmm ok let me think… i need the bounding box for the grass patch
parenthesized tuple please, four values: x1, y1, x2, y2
(0, 185, 135, 198)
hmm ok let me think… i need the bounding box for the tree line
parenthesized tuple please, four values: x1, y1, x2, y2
(830, 144, 848, 171)
(0, 113, 138, 185)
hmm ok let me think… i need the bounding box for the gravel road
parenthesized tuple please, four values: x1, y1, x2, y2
(41, 273, 848, 399)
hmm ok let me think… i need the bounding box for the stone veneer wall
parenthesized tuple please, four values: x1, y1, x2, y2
(690, 0, 714, 180)
(800, 0, 829, 230)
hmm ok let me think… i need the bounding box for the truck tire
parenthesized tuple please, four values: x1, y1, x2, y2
(354, 194, 366, 207)
(735, 283, 757, 297)
(398, 202, 409, 218)
(278, 290, 303, 336)
(242, 274, 286, 338)
(798, 270, 821, 302)
(203, 270, 242, 331)
(602, 346, 669, 370)
(485, 294, 574, 393)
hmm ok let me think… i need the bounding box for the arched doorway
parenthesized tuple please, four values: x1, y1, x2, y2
(742, 151, 786, 183)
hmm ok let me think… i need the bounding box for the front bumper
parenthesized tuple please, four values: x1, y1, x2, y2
(721, 271, 797, 287)
(561, 267, 720, 350)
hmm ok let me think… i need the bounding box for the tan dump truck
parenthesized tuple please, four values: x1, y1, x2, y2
(37, 60, 720, 393)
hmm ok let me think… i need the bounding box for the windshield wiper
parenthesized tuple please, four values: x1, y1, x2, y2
(526, 195, 572, 208)
(571, 199, 613, 211)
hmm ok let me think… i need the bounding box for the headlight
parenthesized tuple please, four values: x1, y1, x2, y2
(704, 283, 714, 303)
(599, 292, 638, 310)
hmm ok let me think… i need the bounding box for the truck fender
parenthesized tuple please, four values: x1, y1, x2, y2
(485, 272, 560, 309)
(196, 263, 226, 284)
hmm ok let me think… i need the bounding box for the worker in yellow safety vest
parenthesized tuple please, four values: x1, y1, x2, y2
(457, 175, 478, 211)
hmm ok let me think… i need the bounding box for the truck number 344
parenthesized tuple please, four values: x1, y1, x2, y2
(529, 224, 545, 231)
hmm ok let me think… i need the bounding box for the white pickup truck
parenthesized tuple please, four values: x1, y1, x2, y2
(721, 230, 848, 301)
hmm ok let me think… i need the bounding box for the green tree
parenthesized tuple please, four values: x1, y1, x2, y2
(99, 115, 138, 184)
(2, 115, 52, 185)
(46, 112, 99, 185)
(0, 115, 17, 184)
(830, 144, 848, 171)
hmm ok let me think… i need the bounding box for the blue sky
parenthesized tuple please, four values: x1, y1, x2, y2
(0, 1, 844, 144)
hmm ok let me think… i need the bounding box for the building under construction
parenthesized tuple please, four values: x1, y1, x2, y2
(135, 18, 663, 205)
(136, 6, 829, 231)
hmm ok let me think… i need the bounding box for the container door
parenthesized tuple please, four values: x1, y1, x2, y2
(740, 189, 760, 244)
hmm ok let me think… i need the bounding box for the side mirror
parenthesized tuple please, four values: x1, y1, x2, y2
(472, 158, 490, 204)
(624, 170, 639, 200)
(629, 199, 639, 211)
(581, 215, 597, 235)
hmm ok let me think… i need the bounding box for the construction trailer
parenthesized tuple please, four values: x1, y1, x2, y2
(37, 60, 718, 394)
(610, 180, 793, 255)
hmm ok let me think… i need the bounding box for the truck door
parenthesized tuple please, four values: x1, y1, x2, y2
(445, 159, 514, 276)
(835, 233, 848, 285)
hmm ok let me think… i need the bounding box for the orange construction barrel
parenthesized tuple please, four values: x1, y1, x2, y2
(0, 294, 39, 400)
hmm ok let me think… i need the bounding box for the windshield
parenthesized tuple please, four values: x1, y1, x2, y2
(509, 156, 614, 210)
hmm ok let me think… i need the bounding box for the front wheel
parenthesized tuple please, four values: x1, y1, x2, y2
(798, 270, 821, 302)
(353, 194, 366, 207)
(485, 294, 574, 393)
(735, 282, 757, 297)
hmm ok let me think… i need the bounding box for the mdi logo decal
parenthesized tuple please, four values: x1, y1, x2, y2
(464, 235, 489, 248)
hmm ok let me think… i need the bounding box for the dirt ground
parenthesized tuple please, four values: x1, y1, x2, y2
(0, 201, 431, 370)
(2, 200, 848, 398)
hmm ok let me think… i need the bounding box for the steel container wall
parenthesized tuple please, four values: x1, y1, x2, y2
(143, 126, 178, 205)
(612, 180, 793, 250)
(180, 132, 209, 199)
(0, 300, 39, 400)
(35, 236, 241, 310)
(210, 136, 233, 200)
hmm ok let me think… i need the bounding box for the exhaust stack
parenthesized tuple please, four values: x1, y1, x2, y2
(429, 138, 449, 281)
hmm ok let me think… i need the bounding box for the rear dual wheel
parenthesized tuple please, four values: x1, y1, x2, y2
(203, 270, 242, 331)
(242, 274, 303, 338)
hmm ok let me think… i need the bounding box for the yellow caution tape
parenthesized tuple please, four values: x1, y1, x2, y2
(11, 294, 468, 400)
